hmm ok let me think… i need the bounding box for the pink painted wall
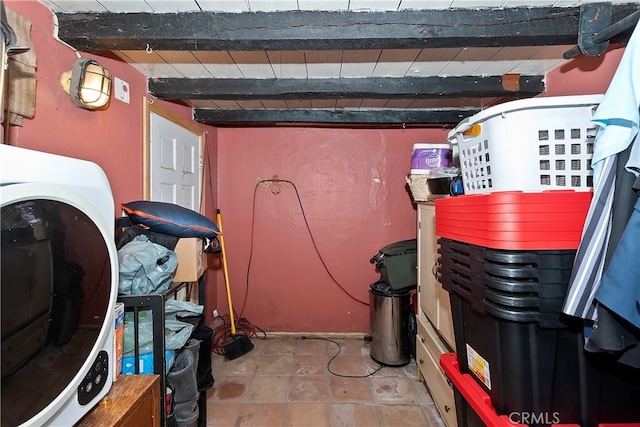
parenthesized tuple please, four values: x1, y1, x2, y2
(216, 127, 449, 332)
(3, 1, 220, 315)
(5, 0, 627, 333)
(216, 44, 627, 333)
(543, 44, 625, 96)
(4, 0, 217, 212)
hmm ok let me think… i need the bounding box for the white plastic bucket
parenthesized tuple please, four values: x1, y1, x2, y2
(410, 143, 452, 175)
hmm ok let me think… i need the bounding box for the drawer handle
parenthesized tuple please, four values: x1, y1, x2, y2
(444, 405, 451, 412)
(420, 336, 425, 343)
(419, 358, 424, 365)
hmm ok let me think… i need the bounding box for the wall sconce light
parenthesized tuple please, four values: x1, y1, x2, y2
(60, 58, 112, 110)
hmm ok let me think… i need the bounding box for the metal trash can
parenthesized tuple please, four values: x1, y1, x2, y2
(368, 281, 411, 366)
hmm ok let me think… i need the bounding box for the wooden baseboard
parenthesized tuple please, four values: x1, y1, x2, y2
(264, 331, 368, 340)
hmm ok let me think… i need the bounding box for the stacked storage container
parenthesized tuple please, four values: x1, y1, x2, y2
(437, 95, 640, 427)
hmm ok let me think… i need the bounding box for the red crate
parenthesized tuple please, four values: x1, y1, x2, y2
(435, 191, 592, 250)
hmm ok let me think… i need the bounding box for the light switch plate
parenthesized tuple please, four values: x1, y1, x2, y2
(114, 77, 130, 104)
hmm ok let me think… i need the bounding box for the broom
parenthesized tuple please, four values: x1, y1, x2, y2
(216, 209, 254, 360)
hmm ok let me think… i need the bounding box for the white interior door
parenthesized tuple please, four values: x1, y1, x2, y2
(148, 106, 203, 212)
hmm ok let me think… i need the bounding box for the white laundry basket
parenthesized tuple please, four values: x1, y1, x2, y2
(448, 94, 604, 195)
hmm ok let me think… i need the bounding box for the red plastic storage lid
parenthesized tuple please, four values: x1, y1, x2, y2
(435, 191, 592, 250)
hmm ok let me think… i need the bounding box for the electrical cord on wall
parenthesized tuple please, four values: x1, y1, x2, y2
(239, 178, 369, 318)
(301, 336, 384, 378)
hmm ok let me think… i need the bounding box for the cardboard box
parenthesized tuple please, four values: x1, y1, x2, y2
(172, 238, 207, 282)
(114, 302, 124, 381)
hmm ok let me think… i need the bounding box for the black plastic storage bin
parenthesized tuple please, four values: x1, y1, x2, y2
(439, 238, 640, 427)
(451, 390, 486, 427)
(439, 238, 575, 328)
(447, 298, 640, 427)
(448, 291, 587, 425)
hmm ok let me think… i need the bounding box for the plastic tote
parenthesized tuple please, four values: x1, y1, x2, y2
(438, 237, 640, 427)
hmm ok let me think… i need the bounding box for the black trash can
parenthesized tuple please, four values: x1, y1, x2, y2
(370, 239, 417, 291)
(368, 281, 411, 367)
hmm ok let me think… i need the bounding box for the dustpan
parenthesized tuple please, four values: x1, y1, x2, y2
(217, 209, 254, 360)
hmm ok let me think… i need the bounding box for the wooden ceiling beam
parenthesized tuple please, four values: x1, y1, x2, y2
(149, 75, 544, 100)
(193, 108, 480, 126)
(55, 5, 639, 52)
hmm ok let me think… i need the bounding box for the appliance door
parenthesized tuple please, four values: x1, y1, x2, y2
(1, 183, 117, 426)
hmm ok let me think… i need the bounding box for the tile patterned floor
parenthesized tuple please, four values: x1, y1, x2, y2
(206, 336, 447, 426)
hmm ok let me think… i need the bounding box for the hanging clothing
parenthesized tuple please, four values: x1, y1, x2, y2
(586, 174, 640, 368)
(563, 19, 640, 321)
(596, 196, 640, 329)
(562, 155, 616, 319)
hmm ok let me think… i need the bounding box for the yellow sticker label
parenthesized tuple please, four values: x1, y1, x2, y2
(466, 343, 491, 390)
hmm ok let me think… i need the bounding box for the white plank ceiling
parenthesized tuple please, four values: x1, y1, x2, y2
(36, 0, 637, 123)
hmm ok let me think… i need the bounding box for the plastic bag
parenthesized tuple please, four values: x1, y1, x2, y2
(165, 319, 194, 350)
(165, 299, 204, 319)
(118, 235, 178, 295)
(123, 310, 195, 357)
(428, 166, 461, 178)
(123, 310, 155, 356)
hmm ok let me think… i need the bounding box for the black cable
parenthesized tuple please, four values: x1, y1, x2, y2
(301, 336, 384, 378)
(243, 179, 369, 310)
(238, 182, 261, 318)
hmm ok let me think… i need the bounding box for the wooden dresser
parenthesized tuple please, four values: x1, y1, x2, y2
(415, 202, 458, 427)
(76, 375, 161, 427)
